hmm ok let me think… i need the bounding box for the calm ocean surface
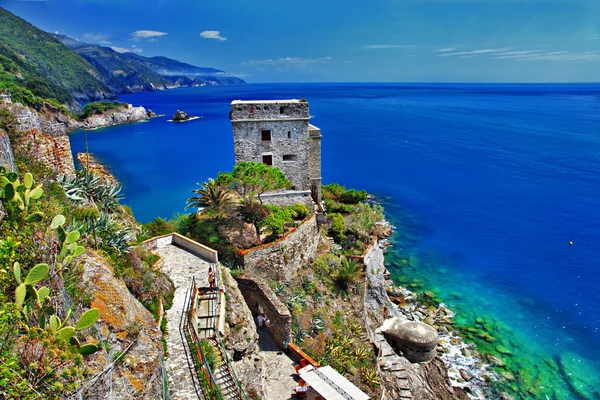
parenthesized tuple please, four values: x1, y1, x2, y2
(70, 83, 600, 398)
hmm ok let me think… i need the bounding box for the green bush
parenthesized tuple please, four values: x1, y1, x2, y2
(339, 189, 368, 204)
(324, 198, 354, 214)
(261, 206, 293, 235)
(285, 203, 310, 219)
(329, 213, 346, 244)
(79, 101, 128, 120)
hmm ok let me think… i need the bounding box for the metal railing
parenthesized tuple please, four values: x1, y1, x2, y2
(181, 268, 249, 400)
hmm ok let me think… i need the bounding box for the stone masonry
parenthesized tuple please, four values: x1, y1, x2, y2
(242, 215, 320, 282)
(230, 100, 322, 204)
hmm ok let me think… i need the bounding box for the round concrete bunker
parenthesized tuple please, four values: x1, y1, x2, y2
(380, 317, 438, 363)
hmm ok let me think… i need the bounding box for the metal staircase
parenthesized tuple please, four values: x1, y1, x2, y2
(181, 271, 248, 400)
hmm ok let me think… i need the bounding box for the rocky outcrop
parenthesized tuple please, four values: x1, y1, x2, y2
(364, 245, 473, 400)
(78, 251, 164, 400)
(220, 267, 266, 399)
(78, 104, 149, 130)
(76, 153, 117, 184)
(0, 129, 15, 172)
(380, 317, 438, 363)
(171, 110, 190, 121)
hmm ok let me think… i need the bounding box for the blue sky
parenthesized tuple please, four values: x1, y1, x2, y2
(3, 0, 600, 82)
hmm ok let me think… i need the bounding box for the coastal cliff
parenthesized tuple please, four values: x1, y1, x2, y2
(76, 104, 150, 130)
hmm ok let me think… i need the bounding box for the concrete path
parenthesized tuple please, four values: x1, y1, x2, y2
(154, 244, 211, 400)
(257, 329, 298, 400)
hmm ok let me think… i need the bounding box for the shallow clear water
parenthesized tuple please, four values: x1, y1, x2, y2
(69, 83, 600, 399)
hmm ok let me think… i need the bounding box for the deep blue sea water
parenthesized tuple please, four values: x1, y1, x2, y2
(69, 83, 600, 399)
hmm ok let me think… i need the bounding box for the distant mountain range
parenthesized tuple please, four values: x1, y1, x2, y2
(0, 7, 244, 109)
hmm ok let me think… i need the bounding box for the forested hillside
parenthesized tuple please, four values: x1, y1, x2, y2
(0, 8, 113, 103)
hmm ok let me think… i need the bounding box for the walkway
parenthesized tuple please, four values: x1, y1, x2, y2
(257, 329, 298, 400)
(154, 243, 211, 400)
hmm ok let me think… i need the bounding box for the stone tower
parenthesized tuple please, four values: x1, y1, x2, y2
(230, 99, 322, 205)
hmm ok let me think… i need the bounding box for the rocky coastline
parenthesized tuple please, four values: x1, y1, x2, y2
(76, 104, 154, 130)
(370, 216, 511, 400)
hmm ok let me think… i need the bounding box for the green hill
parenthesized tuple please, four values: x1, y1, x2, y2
(0, 8, 113, 103)
(54, 35, 246, 89)
(65, 41, 171, 92)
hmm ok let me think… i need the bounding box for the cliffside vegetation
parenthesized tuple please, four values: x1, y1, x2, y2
(78, 101, 129, 120)
(0, 114, 173, 397)
(0, 8, 113, 104)
(0, 7, 244, 112)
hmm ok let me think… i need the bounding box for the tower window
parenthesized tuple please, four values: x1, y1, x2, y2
(261, 130, 272, 142)
(280, 106, 290, 115)
(283, 154, 297, 162)
(262, 154, 273, 166)
(287, 131, 291, 138)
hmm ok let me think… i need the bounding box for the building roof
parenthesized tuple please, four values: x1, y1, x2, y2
(299, 365, 371, 400)
(231, 99, 300, 104)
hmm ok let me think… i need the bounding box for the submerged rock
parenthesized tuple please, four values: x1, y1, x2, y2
(558, 352, 600, 400)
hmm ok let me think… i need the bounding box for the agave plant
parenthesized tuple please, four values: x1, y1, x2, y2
(71, 214, 134, 253)
(291, 323, 308, 343)
(185, 178, 232, 212)
(60, 171, 123, 212)
(330, 257, 362, 293)
(361, 367, 381, 388)
(309, 314, 325, 335)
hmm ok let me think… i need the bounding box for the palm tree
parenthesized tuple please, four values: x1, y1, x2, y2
(185, 178, 231, 212)
(330, 257, 362, 293)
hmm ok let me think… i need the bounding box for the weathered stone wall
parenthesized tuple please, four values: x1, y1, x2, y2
(232, 118, 310, 191)
(220, 268, 267, 399)
(20, 129, 76, 177)
(260, 190, 314, 210)
(242, 215, 320, 282)
(236, 277, 291, 349)
(230, 100, 323, 203)
(230, 100, 309, 121)
(0, 129, 15, 171)
(308, 124, 322, 203)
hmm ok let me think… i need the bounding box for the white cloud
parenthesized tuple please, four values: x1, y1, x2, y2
(84, 32, 110, 43)
(243, 56, 333, 66)
(508, 51, 600, 62)
(54, 31, 59, 35)
(111, 45, 143, 54)
(434, 48, 456, 52)
(131, 30, 168, 41)
(362, 44, 416, 50)
(200, 30, 227, 41)
(438, 48, 509, 57)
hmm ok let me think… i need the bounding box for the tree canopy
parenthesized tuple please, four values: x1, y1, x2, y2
(216, 162, 291, 204)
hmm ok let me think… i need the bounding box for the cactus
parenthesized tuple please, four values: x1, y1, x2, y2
(0, 171, 44, 216)
(11, 214, 99, 356)
(51, 214, 85, 271)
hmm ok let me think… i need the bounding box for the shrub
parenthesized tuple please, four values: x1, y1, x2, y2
(79, 101, 128, 120)
(330, 257, 362, 293)
(261, 206, 293, 235)
(329, 213, 346, 244)
(347, 202, 385, 237)
(339, 188, 368, 204)
(285, 203, 310, 219)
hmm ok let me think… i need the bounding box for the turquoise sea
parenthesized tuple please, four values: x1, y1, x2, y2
(69, 83, 600, 399)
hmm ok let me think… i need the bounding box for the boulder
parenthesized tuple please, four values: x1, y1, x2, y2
(78, 251, 163, 399)
(171, 110, 190, 121)
(380, 317, 438, 362)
